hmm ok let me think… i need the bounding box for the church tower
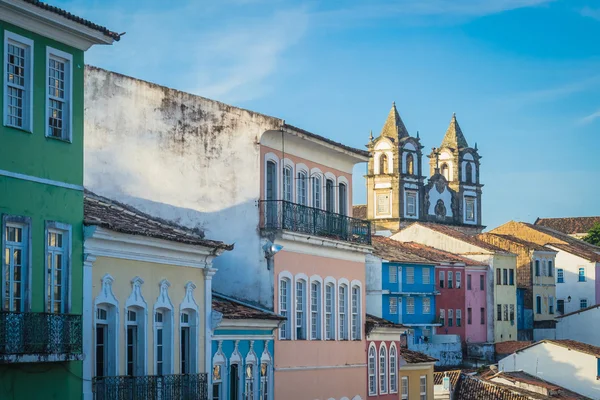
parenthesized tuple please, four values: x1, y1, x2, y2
(365, 102, 425, 232)
(425, 113, 483, 232)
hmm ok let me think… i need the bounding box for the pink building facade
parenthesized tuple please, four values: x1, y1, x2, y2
(464, 269, 488, 343)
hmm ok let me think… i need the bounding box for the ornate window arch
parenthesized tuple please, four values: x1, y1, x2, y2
(278, 271, 293, 340)
(337, 278, 350, 340)
(350, 280, 362, 340)
(153, 279, 174, 375)
(125, 276, 147, 376)
(309, 275, 323, 340)
(180, 281, 200, 374)
(259, 342, 273, 400)
(230, 341, 243, 400)
(368, 343, 378, 395)
(406, 153, 414, 175)
(379, 343, 388, 394)
(212, 341, 227, 400)
(441, 163, 450, 181)
(294, 273, 309, 340)
(94, 274, 119, 377)
(324, 277, 337, 340)
(244, 342, 258, 399)
(296, 163, 309, 206)
(379, 153, 388, 174)
(465, 162, 473, 183)
(389, 343, 398, 393)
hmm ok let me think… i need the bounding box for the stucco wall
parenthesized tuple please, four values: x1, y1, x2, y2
(436, 266, 466, 340)
(490, 254, 518, 342)
(556, 307, 600, 347)
(499, 342, 600, 399)
(552, 248, 596, 315)
(92, 256, 206, 375)
(84, 66, 282, 308)
(399, 365, 434, 400)
(409, 342, 462, 367)
(366, 254, 383, 318)
(465, 270, 488, 343)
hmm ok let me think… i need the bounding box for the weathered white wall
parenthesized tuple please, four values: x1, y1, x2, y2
(550, 246, 597, 315)
(499, 342, 600, 399)
(556, 306, 600, 347)
(84, 66, 282, 307)
(533, 328, 556, 341)
(365, 254, 383, 317)
(409, 342, 462, 367)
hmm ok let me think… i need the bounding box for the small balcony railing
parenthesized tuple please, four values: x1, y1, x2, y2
(0, 311, 82, 361)
(259, 200, 371, 245)
(93, 374, 208, 400)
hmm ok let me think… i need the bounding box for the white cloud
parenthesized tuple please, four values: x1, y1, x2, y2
(578, 109, 600, 125)
(502, 75, 600, 106)
(580, 6, 600, 20)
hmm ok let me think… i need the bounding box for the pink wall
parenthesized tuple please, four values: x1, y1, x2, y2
(274, 249, 367, 400)
(465, 270, 487, 343)
(436, 266, 466, 339)
(366, 340, 402, 399)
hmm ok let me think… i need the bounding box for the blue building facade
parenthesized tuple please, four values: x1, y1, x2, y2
(211, 293, 282, 400)
(381, 262, 438, 341)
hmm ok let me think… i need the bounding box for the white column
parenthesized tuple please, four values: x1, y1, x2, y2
(82, 254, 96, 400)
(204, 267, 217, 398)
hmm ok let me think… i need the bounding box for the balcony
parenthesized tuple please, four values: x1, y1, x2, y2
(93, 374, 208, 400)
(259, 200, 371, 245)
(0, 311, 82, 363)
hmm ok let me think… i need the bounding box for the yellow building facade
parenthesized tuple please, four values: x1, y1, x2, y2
(399, 349, 435, 400)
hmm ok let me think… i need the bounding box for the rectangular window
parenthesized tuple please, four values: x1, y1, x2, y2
(259, 363, 269, 400)
(467, 307, 472, 325)
(279, 279, 290, 340)
(180, 324, 190, 374)
(96, 323, 108, 377)
(389, 266, 397, 284)
(406, 267, 414, 284)
(245, 364, 254, 400)
(420, 376, 427, 400)
(557, 269, 564, 283)
(480, 274, 484, 290)
(456, 309, 462, 327)
(338, 285, 348, 339)
(422, 298, 431, 314)
(377, 193, 391, 216)
(549, 296, 554, 314)
(465, 197, 475, 221)
(503, 269, 508, 285)
(296, 172, 307, 205)
(325, 284, 335, 340)
(537, 296, 543, 314)
(439, 271, 445, 288)
(296, 281, 306, 340)
(456, 272, 461, 289)
(557, 299, 565, 314)
(312, 177, 321, 209)
(496, 268, 502, 285)
(497, 304, 502, 321)
(126, 311, 137, 376)
(401, 376, 408, 400)
(535, 260, 540, 277)
(480, 307, 485, 325)
(467, 274, 472, 290)
(579, 267, 586, 282)
(509, 304, 515, 321)
(509, 269, 514, 286)
(310, 282, 321, 340)
(2, 216, 30, 312)
(439, 309, 445, 326)
(351, 286, 360, 340)
(548, 260, 554, 277)
(422, 268, 430, 285)
(389, 297, 398, 315)
(503, 305, 509, 321)
(406, 297, 415, 314)
(338, 183, 348, 215)
(46, 223, 71, 314)
(46, 47, 72, 141)
(448, 271, 453, 289)
(155, 311, 164, 375)
(406, 191, 417, 216)
(283, 167, 293, 201)
(581, 298, 588, 309)
(448, 309, 453, 327)
(4, 32, 33, 131)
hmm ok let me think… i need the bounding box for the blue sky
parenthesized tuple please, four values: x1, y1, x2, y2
(62, 0, 599, 229)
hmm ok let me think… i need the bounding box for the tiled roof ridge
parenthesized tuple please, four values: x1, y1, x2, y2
(411, 222, 513, 254)
(213, 291, 281, 318)
(284, 124, 369, 158)
(555, 303, 600, 319)
(21, 0, 121, 40)
(478, 233, 556, 252)
(400, 348, 438, 364)
(535, 216, 600, 234)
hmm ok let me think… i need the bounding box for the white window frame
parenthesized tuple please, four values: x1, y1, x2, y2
(282, 163, 294, 202)
(4, 31, 34, 132)
(338, 179, 349, 216)
(45, 221, 72, 314)
(439, 309, 445, 326)
(406, 267, 415, 284)
(324, 277, 336, 340)
(389, 266, 397, 284)
(401, 376, 409, 400)
(465, 197, 475, 221)
(448, 309, 453, 326)
(309, 276, 322, 340)
(125, 277, 148, 376)
(448, 271, 453, 288)
(368, 343, 377, 396)
(45, 46, 73, 142)
(379, 343, 388, 395)
(259, 346, 273, 400)
(406, 297, 415, 315)
(311, 169, 323, 209)
(153, 279, 174, 375)
(376, 191, 392, 218)
(278, 272, 293, 340)
(406, 190, 417, 217)
(296, 167, 308, 206)
(179, 281, 199, 374)
(456, 272, 462, 289)
(557, 268, 564, 283)
(420, 375, 427, 400)
(439, 271, 445, 288)
(126, 308, 139, 376)
(244, 350, 258, 400)
(580, 298, 588, 309)
(422, 267, 430, 285)
(212, 344, 226, 400)
(295, 277, 307, 340)
(389, 297, 398, 315)
(94, 274, 119, 377)
(456, 309, 462, 327)
(351, 282, 361, 340)
(338, 281, 349, 340)
(389, 343, 398, 393)
(422, 297, 431, 314)
(2, 215, 32, 312)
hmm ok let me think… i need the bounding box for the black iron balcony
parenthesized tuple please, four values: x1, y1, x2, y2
(0, 311, 82, 362)
(93, 374, 208, 400)
(259, 200, 371, 245)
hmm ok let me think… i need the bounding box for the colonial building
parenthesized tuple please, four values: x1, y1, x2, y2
(534, 216, 600, 239)
(392, 223, 518, 343)
(478, 233, 557, 341)
(83, 67, 372, 400)
(0, 2, 118, 399)
(399, 349, 437, 400)
(83, 192, 231, 399)
(491, 221, 600, 315)
(361, 104, 483, 235)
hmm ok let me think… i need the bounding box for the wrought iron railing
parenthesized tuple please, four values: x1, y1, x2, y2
(93, 374, 208, 400)
(259, 200, 371, 245)
(0, 311, 82, 357)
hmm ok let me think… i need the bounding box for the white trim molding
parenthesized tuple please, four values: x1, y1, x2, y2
(0, 168, 84, 191)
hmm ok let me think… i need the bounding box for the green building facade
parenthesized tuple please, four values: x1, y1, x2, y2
(0, 2, 117, 398)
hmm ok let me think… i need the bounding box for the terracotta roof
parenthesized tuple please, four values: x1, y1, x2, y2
(372, 236, 487, 266)
(535, 216, 600, 235)
(401, 349, 437, 364)
(495, 341, 532, 355)
(365, 314, 406, 335)
(455, 374, 533, 400)
(488, 371, 591, 399)
(283, 124, 369, 158)
(434, 370, 462, 386)
(523, 223, 600, 262)
(84, 191, 233, 250)
(353, 205, 367, 220)
(212, 293, 284, 321)
(379, 102, 409, 139)
(411, 222, 513, 254)
(440, 114, 469, 149)
(478, 233, 555, 252)
(555, 303, 600, 319)
(20, 0, 121, 40)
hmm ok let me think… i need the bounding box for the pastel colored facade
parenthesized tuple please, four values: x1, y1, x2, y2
(211, 293, 282, 400)
(83, 193, 231, 399)
(83, 66, 372, 399)
(463, 269, 488, 343)
(0, 2, 116, 399)
(478, 233, 557, 341)
(399, 350, 436, 400)
(436, 265, 465, 339)
(555, 305, 600, 347)
(363, 104, 483, 235)
(498, 340, 600, 400)
(491, 221, 600, 315)
(392, 223, 519, 343)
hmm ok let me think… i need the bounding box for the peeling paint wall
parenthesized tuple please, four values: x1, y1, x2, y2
(409, 342, 463, 367)
(84, 66, 282, 307)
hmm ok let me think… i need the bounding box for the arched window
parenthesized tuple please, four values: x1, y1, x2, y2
(296, 279, 307, 340)
(310, 280, 322, 340)
(154, 280, 174, 375)
(266, 160, 277, 201)
(351, 285, 361, 340)
(368, 344, 377, 395)
(465, 162, 473, 183)
(312, 176, 322, 209)
(283, 166, 293, 202)
(338, 183, 348, 215)
(389, 344, 398, 393)
(379, 344, 388, 394)
(296, 170, 308, 205)
(441, 163, 449, 180)
(406, 153, 414, 175)
(325, 282, 336, 340)
(379, 153, 388, 174)
(259, 346, 273, 400)
(338, 284, 348, 340)
(279, 277, 291, 340)
(125, 276, 147, 377)
(95, 274, 119, 378)
(244, 349, 257, 400)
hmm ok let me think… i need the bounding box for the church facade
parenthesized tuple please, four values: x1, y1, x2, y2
(363, 103, 484, 235)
